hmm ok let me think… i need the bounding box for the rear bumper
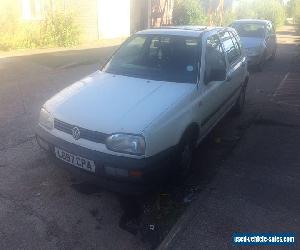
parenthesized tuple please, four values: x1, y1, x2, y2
(36, 126, 176, 195)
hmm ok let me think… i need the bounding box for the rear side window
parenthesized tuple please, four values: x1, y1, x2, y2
(230, 32, 242, 56)
(232, 32, 242, 48)
(220, 31, 241, 64)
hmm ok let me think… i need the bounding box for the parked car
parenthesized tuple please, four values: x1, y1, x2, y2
(36, 26, 249, 194)
(230, 19, 277, 71)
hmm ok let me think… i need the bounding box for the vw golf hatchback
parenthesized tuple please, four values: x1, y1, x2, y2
(36, 27, 249, 194)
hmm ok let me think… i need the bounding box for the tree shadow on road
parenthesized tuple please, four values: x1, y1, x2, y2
(2, 46, 119, 69)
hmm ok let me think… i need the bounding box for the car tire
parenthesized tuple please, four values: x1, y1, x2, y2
(233, 82, 247, 115)
(175, 132, 197, 182)
(270, 48, 276, 61)
(256, 51, 267, 72)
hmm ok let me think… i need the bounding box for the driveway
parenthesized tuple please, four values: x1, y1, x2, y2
(0, 46, 148, 249)
(159, 25, 300, 249)
(0, 26, 299, 250)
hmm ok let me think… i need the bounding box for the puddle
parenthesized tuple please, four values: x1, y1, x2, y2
(71, 182, 103, 195)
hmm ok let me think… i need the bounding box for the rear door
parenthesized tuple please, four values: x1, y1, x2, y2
(219, 31, 245, 101)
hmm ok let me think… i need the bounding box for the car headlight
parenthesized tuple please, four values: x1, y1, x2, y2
(106, 134, 146, 156)
(39, 107, 53, 130)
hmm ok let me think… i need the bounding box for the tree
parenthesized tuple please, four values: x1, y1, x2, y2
(287, 0, 300, 23)
(172, 0, 206, 25)
(234, 0, 286, 28)
(200, 0, 234, 26)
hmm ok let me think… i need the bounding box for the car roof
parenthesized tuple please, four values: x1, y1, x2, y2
(136, 26, 224, 38)
(232, 19, 271, 24)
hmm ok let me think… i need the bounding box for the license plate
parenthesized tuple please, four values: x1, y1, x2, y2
(55, 147, 96, 173)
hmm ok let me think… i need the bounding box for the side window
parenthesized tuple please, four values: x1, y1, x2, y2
(220, 31, 240, 64)
(271, 23, 276, 34)
(267, 23, 275, 35)
(204, 35, 227, 83)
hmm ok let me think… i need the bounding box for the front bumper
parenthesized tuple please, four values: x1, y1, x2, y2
(36, 126, 176, 194)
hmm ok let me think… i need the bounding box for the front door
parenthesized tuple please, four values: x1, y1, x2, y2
(198, 34, 228, 135)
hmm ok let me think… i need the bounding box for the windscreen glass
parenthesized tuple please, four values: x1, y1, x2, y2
(103, 35, 200, 83)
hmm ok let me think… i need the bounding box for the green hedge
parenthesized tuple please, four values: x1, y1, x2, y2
(0, 10, 80, 51)
(287, 0, 300, 24)
(172, 0, 286, 28)
(40, 11, 80, 47)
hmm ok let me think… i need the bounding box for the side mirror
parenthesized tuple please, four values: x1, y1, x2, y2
(226, 73, 232, 82)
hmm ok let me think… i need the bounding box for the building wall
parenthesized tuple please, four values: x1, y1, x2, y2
(0, 0, 22, 20)
(97, 0, 131, 39)
(130, 0, 150, 33)
(58, 0, 99, 41)
(64, 0, 131, 40)
(2, 0, 150, 41)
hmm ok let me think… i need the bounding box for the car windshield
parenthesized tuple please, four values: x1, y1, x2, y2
(231, 23, 266, 38)
(102, 35, 200, 83)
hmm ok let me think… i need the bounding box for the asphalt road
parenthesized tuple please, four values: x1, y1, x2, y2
(0, 26, 299, 250)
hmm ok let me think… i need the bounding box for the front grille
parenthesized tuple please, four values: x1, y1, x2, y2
(54, 119, 108, 144)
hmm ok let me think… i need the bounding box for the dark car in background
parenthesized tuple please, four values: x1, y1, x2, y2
(230, 19, 277, 71)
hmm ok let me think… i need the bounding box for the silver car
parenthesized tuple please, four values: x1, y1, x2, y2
(230, 19, 277, 71)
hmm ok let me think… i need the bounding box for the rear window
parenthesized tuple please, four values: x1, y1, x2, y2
(231, 23, 266, 38)
(103, 35, 201, 83)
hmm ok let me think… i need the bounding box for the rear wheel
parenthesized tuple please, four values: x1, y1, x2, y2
(270, 48, 277, 61)
(256, 59, 264, 72)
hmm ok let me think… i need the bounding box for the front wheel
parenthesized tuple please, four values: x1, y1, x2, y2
(233, 83, 247, 115)
(175, 135, 196, 182)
